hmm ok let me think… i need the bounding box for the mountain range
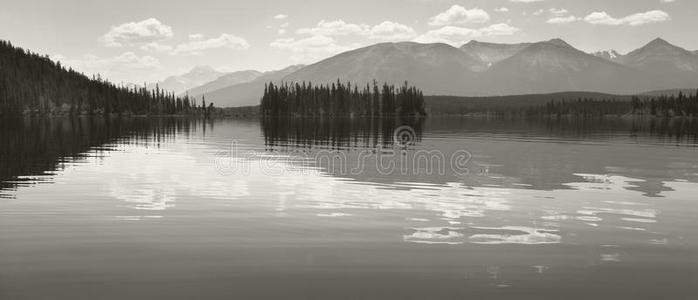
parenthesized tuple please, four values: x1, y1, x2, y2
(148, 65, 227, 94)
(182, 69, 262, 97)
(181, 38, 698, 107)
(186, 65, 305, 107)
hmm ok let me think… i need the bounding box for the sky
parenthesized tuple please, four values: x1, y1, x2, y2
(1, 0, 696, 84)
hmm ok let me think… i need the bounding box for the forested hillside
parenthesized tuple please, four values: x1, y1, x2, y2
(0, 40, 205, 116)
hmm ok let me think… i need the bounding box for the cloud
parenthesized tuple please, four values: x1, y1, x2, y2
(547, 16, 578, 24)
(660, 0, 675, 3)
(170, 33, 250, 55)
(414, 23, 520, 46)
(584, 10, 670, 26)
(428, 5, 490, 26)
(274, 14, 288, 20)
(368, 21, 417, 40)
(535, 8, 568, 17)
(188, 33, 204, 40)
(296, 19, 370, 36)
(294, 19, 416, 41)
(495, 7, 510, 12)
(270, 18, 421, 63)
(548, 8, 569, 17)
(278, 22, 289, 35)
(100, 18, 173, 47)
(270, 35, 353, 62)
(510, 0, 544, 3)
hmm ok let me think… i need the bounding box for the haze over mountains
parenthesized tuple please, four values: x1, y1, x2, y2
(179, 38, 698, 107)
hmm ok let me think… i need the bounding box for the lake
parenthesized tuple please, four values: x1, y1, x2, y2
(1, 116, 697, 299)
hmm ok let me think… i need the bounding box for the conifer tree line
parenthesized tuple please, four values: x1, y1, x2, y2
(630, 91, 698, 117)
(544, 91, 698, 117)
(429, 91, 698, 118)
(260, 80, 426, 117)
(0, 40, 212, 116)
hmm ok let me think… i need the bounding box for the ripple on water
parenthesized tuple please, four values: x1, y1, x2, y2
(468, 226, 561, 245)
(403, 226, 562, 245)
(403, 227, 464, 245)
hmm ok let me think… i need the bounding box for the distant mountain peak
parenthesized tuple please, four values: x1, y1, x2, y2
(638, 38, 683, 52)
(546, 38, 573, 48)
(619, 37, 698, 73)
(190, 65, 217, 73)
(461, 40, 525, 48)
(648, 37, 670, 46)
(459, 40, 531, 65)
(149, 65, 225, 94)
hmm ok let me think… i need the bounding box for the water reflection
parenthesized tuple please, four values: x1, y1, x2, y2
(260, 117, 698, 197)
(2, 116, 698, 298)
(253, 117, 698, 247)
(0, 117, 206, 198)
(261, 116, 424, 149)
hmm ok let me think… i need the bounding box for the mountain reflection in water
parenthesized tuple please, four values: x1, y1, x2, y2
(1, 116, 697, 299)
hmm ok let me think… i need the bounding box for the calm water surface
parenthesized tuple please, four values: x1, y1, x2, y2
(1, 117, 697, 299)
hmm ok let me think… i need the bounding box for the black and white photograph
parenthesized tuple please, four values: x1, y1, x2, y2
(1, 0, 697, 299)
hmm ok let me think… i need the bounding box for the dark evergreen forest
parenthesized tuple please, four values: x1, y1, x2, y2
(260, 80, 426, 117)
(543, 92, 698, 117)
(425, 91, 698, 118)
(0, 40, 210, 116)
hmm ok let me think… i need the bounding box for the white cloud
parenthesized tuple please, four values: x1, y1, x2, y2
(100, 18, 173, 47)
(428, 5, 490, 26)
(188, 33, 204, 40)
(274, 14, 288, 20)
(549, 8, 569, 17)
(272, 19, 418, 62)
(495, 7, 510, 12)
(296, 19, 370, 36)
(535, 8, 568, 17)
(171, 33, 250, 55)
(270, 35, 353, 62)
(510, 0, 544, 3)
(584, 10, 670, 26)
(414, 23, 520, 46)
(660, 0, 675, 3)
(278, 22, 289, 35)
(547, 16, 578, 24)
(368, 21, 417, 40)
(294, 19, 416, 41)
